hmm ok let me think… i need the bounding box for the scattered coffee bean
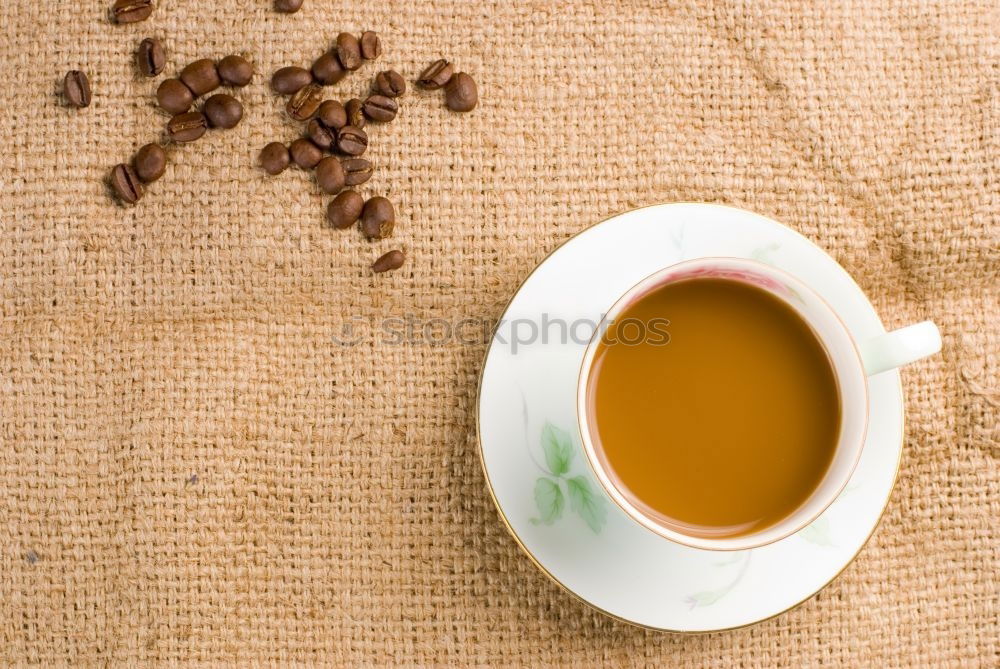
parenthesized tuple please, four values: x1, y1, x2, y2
(445, 72, 478, 112)
(203, 93, 243, 129)
(110, 163, 143, 204)
(360, 31, 381, 60)
(315, 156, 346, 194)
(374, 70, 406, 98)
(335, 33, 362, 71)
(136, 38, 165, 77)
(133, 143, 166, 182)
(112, 0, 153, 24)
(167, 111, 208, 142)
(362, 94, 397, 122)
(341, 157, 373, 186)
(327, 190, 364, 229)
(271, 66, 312, 95)
(336, 125, 368, 156)
(63, 70, 91, 108)
(286, 83, 323, 120)
(361, 196, 395, 239)
(217, 55, 253, 87)
(274, 0, 303, 12)
(372, 249, 404, 273)
(180, 58, 221, 97)
(417, 59, 454, 89)
(306, 119, 336, 150)
(316, 100, 347, 129)
(156, 78, 194, 114)
(259, 142, 290, 175)
(345, 98, 366, 128)
(289, 138, 323, 169)
(312, 51, 346, 86)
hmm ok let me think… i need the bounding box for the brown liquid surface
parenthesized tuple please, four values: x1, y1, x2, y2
(588, 278, 841, 538)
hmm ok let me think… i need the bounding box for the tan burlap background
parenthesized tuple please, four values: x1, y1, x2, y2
(1, 0, 997, 665)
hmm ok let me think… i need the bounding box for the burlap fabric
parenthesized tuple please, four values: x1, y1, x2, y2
(1, 0, 996, 665)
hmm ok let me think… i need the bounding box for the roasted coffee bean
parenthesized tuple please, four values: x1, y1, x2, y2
(445, 72, 478, 112)
(289, 138, 323, 169)
(259, 142, 290, 175)
(112, 0, 153, 23)
(417, 59, 454, 89)
(316, 100, 347, 129)
(286, 83, 323, 120)
(63, 70, 91, 108)
(372, 249, 404, 273)
(110, 164, 143, 204)
(306, 119, 336, 150)
(345, 98, 365, 128)
(360, 31, 381, 60)
(156, 78, 194, 114)
(136, 38, 165, 77)
(180, 58, 221, 97)
(374, 70, 406, 98)
(335, 33, 362, 71)
(133, 143, 166, 182)
(167, 111, 207, 142)
(274, 0, 303, 12)
(326, 190, 364, 229)
(361, 196, 394, 239)
(271, 66, 313, 95)
(315, 156, 346, 194)
(203, 93, 243, 129)
(218, 55, 253, 87)
(336, 125, 368, 156)
(312, 51, 346, 86)
(341, 157, 373, 186)
(362, 94, 397, 122)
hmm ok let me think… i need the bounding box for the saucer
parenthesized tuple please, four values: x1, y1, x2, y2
(476, 203, 903, 632)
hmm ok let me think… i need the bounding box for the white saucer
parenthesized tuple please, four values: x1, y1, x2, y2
(477, 203, 903, 632)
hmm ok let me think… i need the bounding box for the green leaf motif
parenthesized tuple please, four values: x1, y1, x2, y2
(541, 422, 573, 477)
(532, 477, 564, 525)
(684, 589, 730, 608)
(565, 476, 608, 534)
(799, 515, 834, 546)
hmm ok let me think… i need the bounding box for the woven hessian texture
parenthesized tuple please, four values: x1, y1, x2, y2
(1, 0, 997, 665)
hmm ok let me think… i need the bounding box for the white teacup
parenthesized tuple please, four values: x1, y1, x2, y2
(577, 257, 941, 551)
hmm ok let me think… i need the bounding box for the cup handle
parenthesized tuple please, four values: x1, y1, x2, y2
(858, 320, 942, 377)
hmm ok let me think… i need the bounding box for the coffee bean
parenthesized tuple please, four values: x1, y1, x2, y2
(361, 196, 395, 239)
(372, 250, 404, 273)
(274, 0, 303, 12)
(133, 143, 166, 182)
(259, 142, 290, 175)
(286, 83, 323, 121)
(417, 59, 454, 89)
(362, 94, 397, 122)
(360, 31, 381, 60)
(203, 93, 243, 129)
(341, 157, 373, 186)
(289, 138, 323, 169)
(317, 100, 347, 129)
(110, 164, 143, 204)
(312, 51, 346, 86)
(218, 55, 253, 87)
(336, 125, 368, 156)
(335, 33, 362, 71)
(271, 66, 312, 95)
(315, 157, 346, 194)
(374, 70, 406, 98)
(111, 0, 153, 24)
(326, 190, 364, 229)
(156, 78, 194, 114)
(167, 111, 207, 142)
(345, 98, 365, 128)
(306, 119, 336, 150)
(136, 38, 165, 77)
(63, 70, 91, 108)
(180, 58, 221, 97)
(445, 72, 478, 112)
